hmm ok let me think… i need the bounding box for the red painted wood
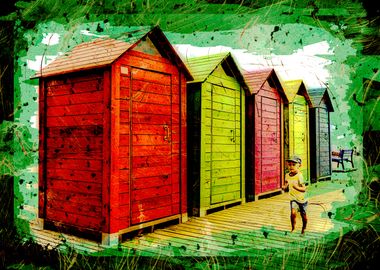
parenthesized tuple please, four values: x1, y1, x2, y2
(132, 175, 173, 190)
(130, 80, 172, 95)
(40, 38, 189, 236)
(128, 67, 178, 225)
(46, 142, 102, 154)
(130, 195, 172, 212)
(46, 114, 104, 127)
(46, 200, 101, 217)
(46, 91, 103, 106)
(46, 72, 103, 86)
(46, 151, 102, 160)
(46, 84, 71, 96)
(132, 68, 171, 85)
(46, 136, 103, 148)
(43, 72, 105, 231)
(119, 51, 178, 75)
(47, 168, 102, 182)
(38, 80, 46, 218)
(109, 65, 120, 233)
(47, 126, 103, 138)
(46, 208, 101, 230)
(132, 91, 172, 105)
(47, 103, 104, 116)
(131, 206, 173, 225)
(131, 114, 172, 125)
(132, 155, 175, 168)
(254, 87, 283, 195)
(180, 73, 187, 213)
(46, 159, 102, 171)
(46, 189, 102, 207)
(47, 179, 102, 193)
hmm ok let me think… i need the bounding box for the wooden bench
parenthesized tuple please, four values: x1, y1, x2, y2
(332, 149, 354, 170)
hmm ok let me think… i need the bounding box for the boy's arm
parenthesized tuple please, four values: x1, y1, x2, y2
(282, 180, 289, 191)
(292, 173, 306, 192)
(293, 182, 306, 192)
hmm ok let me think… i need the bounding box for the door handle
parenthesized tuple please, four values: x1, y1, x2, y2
(163, 125, 171, 143)
(230, 129, 236, 143)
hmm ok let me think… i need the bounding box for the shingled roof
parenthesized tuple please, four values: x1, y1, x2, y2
(183, 52, 248, 92)
(34, 26, 192, 80)
(35, 38, 132, 78)
(243, 68, 288, 102)
(307, 87, 334, 111)
(280, 79, 312, 106)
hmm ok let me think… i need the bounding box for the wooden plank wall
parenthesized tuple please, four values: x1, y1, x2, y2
(42, 72, 105, 231)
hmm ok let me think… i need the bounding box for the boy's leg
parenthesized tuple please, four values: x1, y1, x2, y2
(300, 202, 308, 234)
(290, 201, 297, 232)
(301, 213, 307, 234)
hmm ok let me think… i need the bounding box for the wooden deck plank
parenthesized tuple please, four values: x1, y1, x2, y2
(29, 184, 352, 260)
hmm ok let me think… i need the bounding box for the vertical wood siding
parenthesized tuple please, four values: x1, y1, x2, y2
(115, 49, 184, 229)
(310, 99, 331, 182)
(254, 81, 282, 195)
(289, 95, 309, 181)
(318, 107, 331, 177)
(199, 67, 245, 212)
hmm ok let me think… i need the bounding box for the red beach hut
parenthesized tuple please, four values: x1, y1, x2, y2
(244, 68, 288, 201)
(35, 26, 192, 245)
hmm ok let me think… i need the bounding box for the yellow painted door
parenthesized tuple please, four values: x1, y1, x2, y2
(291, 95, 309, 181)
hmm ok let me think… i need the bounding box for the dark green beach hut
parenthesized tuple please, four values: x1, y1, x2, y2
(308, 87, 334, 183)
(186, 52, 249, 217)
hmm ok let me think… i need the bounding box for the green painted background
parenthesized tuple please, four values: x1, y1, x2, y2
(0, 0, 379, 267)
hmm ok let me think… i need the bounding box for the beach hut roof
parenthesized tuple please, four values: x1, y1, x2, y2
(243, 68, 288, 102)
(184, 52, 248, 91)
(34, 26, 192, 80)
(280, 79, 312, 107)
(307, 87, 334, 112)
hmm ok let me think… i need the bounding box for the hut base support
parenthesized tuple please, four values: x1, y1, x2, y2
(317, 176, 332, 181)
(101, 232, 119, 246)
(255, 189, 282, 201)
(198, 199, 244, 217)
(117, 214, 182, 240)
(181, 213, 188, 223)
(31, 218, 45, 230)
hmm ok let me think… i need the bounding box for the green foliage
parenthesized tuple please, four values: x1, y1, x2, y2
(0, 121, 36, 176)
(0, 0, 378, 269)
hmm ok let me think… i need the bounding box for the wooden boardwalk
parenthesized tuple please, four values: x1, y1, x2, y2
(30, 182, 353, 264)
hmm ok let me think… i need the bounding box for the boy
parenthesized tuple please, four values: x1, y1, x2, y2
(282, 155, 308, 235)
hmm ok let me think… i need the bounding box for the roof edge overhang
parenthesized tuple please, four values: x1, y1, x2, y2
(323, 89, 334, 112)
(31, 64, 111, 79)
(298, 81, 313, 108)
(144, 26, 193, 81)
(267, 69, 289, 104)
(222, 53, 250, 94)
(33, 26, 193, 82)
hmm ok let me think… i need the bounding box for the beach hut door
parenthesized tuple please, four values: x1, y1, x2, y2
(130, 67, 176, 225)
(256, 96, 281, 193)
(210, 84, 241, 204)
(292, 97, 309, 179)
